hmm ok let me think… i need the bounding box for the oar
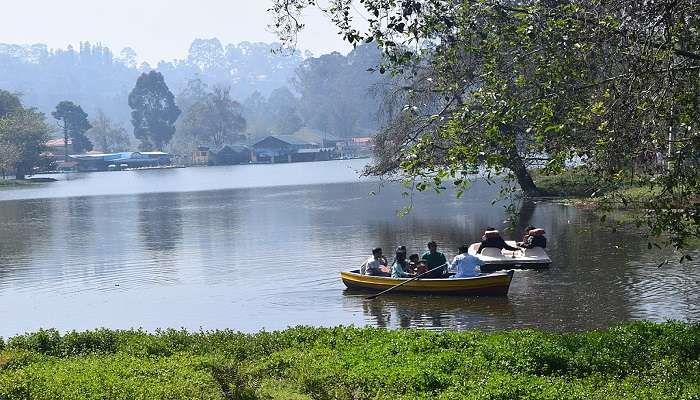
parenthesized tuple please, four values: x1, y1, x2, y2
(365, 262, 448, 300)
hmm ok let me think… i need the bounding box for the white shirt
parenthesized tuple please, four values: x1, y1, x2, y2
(450, 253, 485, 278)
(361, 256, 383, 275)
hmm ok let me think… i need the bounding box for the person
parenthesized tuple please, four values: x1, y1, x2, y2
(391, 250, 414, 278)
(361, 247, 389, 276)
(391, 245, 407, 265)
(421, 241, 448, 278)
(521, 228, 547, 249)
(517, 225, 536, 247)
(476, 227, 519, 254)
(408, 253, 429, 275)
(450, 244, 485, 278)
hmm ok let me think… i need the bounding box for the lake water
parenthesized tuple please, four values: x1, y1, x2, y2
(0, 159, 698, 337)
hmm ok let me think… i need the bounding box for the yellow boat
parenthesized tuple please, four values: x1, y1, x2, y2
(340, 270, 514, 296)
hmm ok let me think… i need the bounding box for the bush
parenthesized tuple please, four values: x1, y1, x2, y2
(0, 322, 698, 399)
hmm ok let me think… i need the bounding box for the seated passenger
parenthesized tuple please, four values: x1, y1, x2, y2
(521, 228, 547, 249)
(407, 253, 421, 274)
(391, 245, 407, 265)
(450, 244, 485, 278)
(517, 225, 536, 247)
(421, 241, 448, 278)
(361, 247, 389, 276)
(391, 251, 414, 278)
(477, 227, 519, 254)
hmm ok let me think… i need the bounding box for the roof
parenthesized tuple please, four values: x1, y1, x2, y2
(141, 151, 170, 156)
(253, 135, 315, 147)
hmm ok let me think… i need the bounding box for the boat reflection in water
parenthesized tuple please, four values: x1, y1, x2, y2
(342, 290, 515, 330)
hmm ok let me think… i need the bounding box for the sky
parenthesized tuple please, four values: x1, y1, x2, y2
(0, 0, 353, 64)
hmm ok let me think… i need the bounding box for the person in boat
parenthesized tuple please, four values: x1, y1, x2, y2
(517, 225, 537, 247)
(421, 241, 448, 278)
(476, 228, 520, 254)
(450, 244, 485, 278)
(521, 228, 547, 249)
(391, 250, 415, 278)
(408, 253, 428, 274)
(361, 247, 389, 276)
(391, 245, 407, 265)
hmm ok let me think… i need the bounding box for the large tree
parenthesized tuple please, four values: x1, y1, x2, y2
(0, 94, 51, 179)
(128, 71, 181, 151)
(87, 110, 131, 152)
(52, 101, 93, 157)
(271, 0, 700, 250)
(180, 86, 247, 148)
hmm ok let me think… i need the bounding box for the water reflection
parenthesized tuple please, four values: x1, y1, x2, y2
(0, 160, 698, 336)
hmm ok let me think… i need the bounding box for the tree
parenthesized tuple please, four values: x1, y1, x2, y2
(128, 71, 181, 151)
(87, 110, 131, 152)
(0, 108, 51, 179)
(52, 101, 93, 157)
(271, 0, 700, 250)
(0, 89, 22, 118)
(181, 86, 247, 148)
(266, 87, 303, 135)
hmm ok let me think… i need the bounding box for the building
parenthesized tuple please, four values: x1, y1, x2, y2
(192, 145, 250, 166)
(192, 146, 212, 165)
(69, 152, 171, 172)
(251, 135, 334, 163)
(215, 145, 250, 165)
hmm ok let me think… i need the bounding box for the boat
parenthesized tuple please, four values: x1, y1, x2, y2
(340, 269, 514, 296)
(468, 241, 552, 272)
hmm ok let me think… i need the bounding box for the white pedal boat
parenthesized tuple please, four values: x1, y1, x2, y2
(468, 241, 552, 272)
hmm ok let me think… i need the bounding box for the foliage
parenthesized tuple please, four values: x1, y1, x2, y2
(128, 71, 181, 151)
(86, 110, 131, 152)
(0, 322, 698, 399)
(180, 86, 247, 148)
(0, 93, 51, 179)
(51, 101, 93, 153)
(292, 44, 386, 138)
(0, 89, 22, 118)
(270, 0, 700, 250)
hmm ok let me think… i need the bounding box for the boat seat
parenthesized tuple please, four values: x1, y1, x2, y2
(480, 247, 502, 257)
(522, 247, 545, 257)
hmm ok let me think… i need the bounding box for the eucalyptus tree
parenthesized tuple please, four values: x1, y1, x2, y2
(128, 71, 181, 151)
(270, 0, 700, 250)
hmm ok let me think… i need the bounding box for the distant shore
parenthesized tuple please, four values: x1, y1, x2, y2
(0, 322, 697, 399)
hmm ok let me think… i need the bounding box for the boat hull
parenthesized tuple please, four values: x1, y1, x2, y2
(340, 270, 514, 296)
(469, 242, 552, 272)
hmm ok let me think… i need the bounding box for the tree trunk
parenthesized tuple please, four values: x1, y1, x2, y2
(506, 147, 541, 197)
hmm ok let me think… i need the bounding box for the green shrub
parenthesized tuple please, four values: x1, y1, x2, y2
(0, 322, 698, 399)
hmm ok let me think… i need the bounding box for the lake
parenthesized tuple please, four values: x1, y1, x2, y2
(0, 159, 698, 337)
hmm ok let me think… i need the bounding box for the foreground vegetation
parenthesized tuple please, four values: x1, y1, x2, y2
(0, 322, 698, 399)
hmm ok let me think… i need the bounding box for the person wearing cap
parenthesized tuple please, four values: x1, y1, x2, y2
(521, 228, 547, 249)
(476, 227, 519, 254)
(449, 244, 485, 278)
(391, 250, 414, 278)
(361, 247, 389, 276)
(421, 241, 448, 278)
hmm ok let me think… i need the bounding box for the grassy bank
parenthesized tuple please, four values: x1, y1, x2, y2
(531, 168, 659, 209)
(0, 322, 698, 399)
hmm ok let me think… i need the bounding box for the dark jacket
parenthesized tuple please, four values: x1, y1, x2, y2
(477, 237, 519, 253)
(523, 235, 547, 249)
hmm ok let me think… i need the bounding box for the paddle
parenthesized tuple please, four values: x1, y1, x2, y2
(365, 262, 448, 300)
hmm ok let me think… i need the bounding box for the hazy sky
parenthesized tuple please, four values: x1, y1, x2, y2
(0, 0, 352, 63)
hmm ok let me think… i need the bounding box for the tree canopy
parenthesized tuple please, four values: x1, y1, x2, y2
(271, 0, 700, 250)
(87, 110, 131, 153)
(0, 91, 51, 179)
(180, 86, 247, 148)
(128, 71, 181, 151)
(52, 101, 93, 154)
